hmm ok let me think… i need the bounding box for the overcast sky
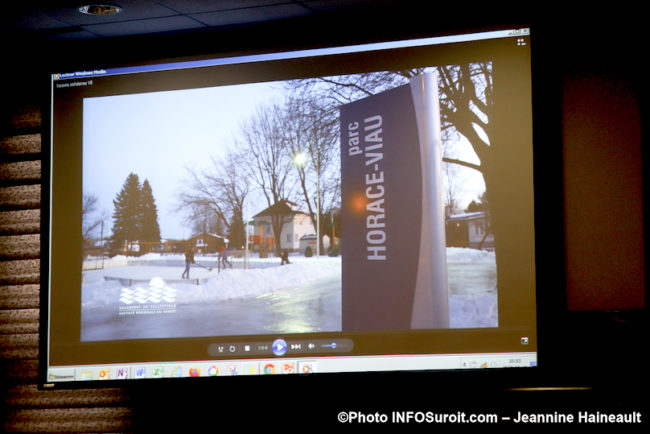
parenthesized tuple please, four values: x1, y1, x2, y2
(83, 81, 283, 240)
(83, 78, 485, 241)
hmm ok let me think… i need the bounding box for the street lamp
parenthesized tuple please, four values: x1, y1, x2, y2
(244, 218, 254, 269)
(293, 151, 308, 167)
(293, 150, 320, 257)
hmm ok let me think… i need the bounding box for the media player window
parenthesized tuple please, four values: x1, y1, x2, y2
(44, 28, 536, 385)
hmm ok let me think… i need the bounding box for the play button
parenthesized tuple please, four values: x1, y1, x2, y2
(272, 339, 287, 356)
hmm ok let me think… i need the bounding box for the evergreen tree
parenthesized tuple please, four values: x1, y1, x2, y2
(140, 179, 161, 252)
(465, 192, 488, 213)
(109, 173, 142, 256)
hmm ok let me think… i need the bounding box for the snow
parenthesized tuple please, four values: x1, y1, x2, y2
(446, 247, 495, 264)
(81, 247, 497, 336)
(186, 259, 340, 302)
(446, 247, 498, 328)
(83, 254, 342, 304)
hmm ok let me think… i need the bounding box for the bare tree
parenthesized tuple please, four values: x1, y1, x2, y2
(235, 103, 297, 255)
(82, 193, 107, 243)
(188, 212, 223, 238)
(283, 96, 340, 253)
(436, 63, 491, 173)
(177, 152, 249, 248)
(442, 150, 465, 215)
(285, 63, 491, 173)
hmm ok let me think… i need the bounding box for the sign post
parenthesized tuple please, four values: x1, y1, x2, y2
(409, 72, 449, 329)
(339, 72, 449, 331)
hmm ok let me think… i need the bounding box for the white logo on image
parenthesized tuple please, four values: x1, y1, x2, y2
(120, 277, 176, 304)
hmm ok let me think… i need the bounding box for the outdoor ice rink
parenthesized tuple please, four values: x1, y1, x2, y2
(80, 248, 497, 341)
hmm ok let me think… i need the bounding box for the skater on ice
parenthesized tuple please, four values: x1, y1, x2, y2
(182, 242, 195, 279)
(281, 248, 290, 265)
(220, 245, 232, 269)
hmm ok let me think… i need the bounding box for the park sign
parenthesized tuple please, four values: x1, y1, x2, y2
(340, 73, 449, 331)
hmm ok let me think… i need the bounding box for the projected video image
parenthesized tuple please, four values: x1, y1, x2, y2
(80, 64, 498, 342)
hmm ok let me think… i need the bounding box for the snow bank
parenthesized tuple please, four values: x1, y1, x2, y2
(446, 247, 495, 264)
(81, 257, 341, 307)
(177, 259, 341, 303)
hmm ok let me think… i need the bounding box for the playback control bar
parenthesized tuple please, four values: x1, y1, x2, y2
(207, 338, 354, 358)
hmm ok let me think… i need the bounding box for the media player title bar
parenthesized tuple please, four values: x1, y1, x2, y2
(52, 28, 529, 81)
(54, 70, 107, 80)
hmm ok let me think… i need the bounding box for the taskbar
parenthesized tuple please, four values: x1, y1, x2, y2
(45, 352, 537, 384)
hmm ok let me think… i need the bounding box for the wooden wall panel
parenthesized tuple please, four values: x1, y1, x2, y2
(1, 105, 134, 433)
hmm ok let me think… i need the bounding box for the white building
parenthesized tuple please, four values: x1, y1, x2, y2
(250, 200, 316, 253)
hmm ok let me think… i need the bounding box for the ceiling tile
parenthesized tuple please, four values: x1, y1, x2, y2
(301, 0, 376, 13)
(3, 7, 71, 31)
(155, 0, 284, 14)
(82, 15, 206, 37)
(191, 3, 313, 27)
(46, 28, 100, 40)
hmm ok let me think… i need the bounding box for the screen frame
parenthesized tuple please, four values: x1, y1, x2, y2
(38, 17, 549, 392)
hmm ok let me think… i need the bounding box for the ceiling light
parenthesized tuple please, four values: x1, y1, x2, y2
(78, 4, 123, 15)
